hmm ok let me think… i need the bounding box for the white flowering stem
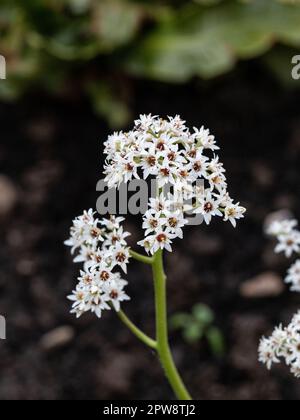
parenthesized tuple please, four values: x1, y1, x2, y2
(116, 309, 158, 350)
(152, 249, 192, 401)
(130, 250, 154, 265)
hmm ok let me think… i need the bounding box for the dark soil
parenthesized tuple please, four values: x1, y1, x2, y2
(0, 62, 300, 400)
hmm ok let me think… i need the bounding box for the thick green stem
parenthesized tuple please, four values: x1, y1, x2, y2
(152, 250, 192, 401)
(116, 309, 157, 350)
(119, 248, 192, 400)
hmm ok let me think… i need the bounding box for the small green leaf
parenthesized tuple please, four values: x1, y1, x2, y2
(87, 81, 131, 129)
(183, 323, 203, 344)
(170, 313, 192, 330)
(192, 304, 214, 325)
(91, 0, 143, 49)
(206, 327, 225, 357)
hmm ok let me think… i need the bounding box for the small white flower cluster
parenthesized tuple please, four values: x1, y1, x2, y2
(259, 312, 300, 378)
(259, 218, 300, 378)
(104, 114, 245, 255)
(65, 210, 131, 318)
(267, 218, 300, 290)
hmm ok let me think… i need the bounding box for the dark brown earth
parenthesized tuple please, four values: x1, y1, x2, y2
(0, 62, 300, 400)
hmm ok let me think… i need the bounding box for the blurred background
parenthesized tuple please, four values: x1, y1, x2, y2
(1, 0, 300, 400)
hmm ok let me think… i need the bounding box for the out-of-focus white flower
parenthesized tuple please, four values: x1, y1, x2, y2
(259, 312, 300, 378)
(267, 217, 300, 258)
(275, 231, 300, 258)
(260, 217, 300, 379)
(285, 260, 300, 292)
(267, 219, 298, 237)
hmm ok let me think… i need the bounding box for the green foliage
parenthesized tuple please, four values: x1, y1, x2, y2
(0, 0, 300, 126)
(170, 304, 225, 357)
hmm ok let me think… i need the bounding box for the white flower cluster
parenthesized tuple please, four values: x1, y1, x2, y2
(259, 312, 300, 378)
(267, 219, 300, 290)
(104, 114, 245, 255)
(259, 218, 300, 378)
(65, 210, 130, 318)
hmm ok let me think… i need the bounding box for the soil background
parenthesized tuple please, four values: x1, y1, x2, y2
(0, 62, 300, 400)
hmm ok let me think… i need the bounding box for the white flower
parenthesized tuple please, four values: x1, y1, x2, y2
(192, 126, 219, 151)
(223, 202, 246, 228)
(68, 279, 111, 319)
(100, 216, 125, 231)
(104, 115, 245, 254)
(64, 209, 103, 253)
(74, 246, 107, 270)
(104, 226, 131, 248)
(285, 260, 300, 292)
(140, 147, 159, 179)
(168, 115, 187, 132)
(275, 231, 300, 258)
(261, 218, 300, 379)
(142, 210, 167, 236)
(103, 280, 130, 312)
(164, 211, 188, 239)
(103, 114, 245, 253)
(267, 219, 298, 237)
(65, 212, 131, 318)
(285, 338, 300, 366)
(259, 311, 300, 378)
(290, 364, 300, 378)
(150, 230, 176, 254)
(194, 190, 223, 225)
(121, 154, 140, 184)
(291, 312, 300, 330)
(135, 114, 157, 130)
(111, 244, 131, 273)
(137, 236, 156, 255)
(258, 337, 280, 370)
(149, 193, 172, 214)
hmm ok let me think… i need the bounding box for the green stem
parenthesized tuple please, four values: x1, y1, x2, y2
(130, 250, 154, 265)
(116, 309, 157, 350)
(119, 248, 192, 399)
(152, 250, 192, 400)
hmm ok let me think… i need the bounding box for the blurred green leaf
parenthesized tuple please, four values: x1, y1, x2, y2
(206, 326, 225, 357)
(126, 0, 300, 81)
(193, 0, 223, 4)
(91, 0, 144, 50)
(1, 0, 300, 126)
(192, 304, 214, 325)
(170, 313, 192, 330)
(126, 30, 235, 81)
(183, 322, 203, 344)
(87, 81, 131, 129)
(68, 0, 92, 15)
